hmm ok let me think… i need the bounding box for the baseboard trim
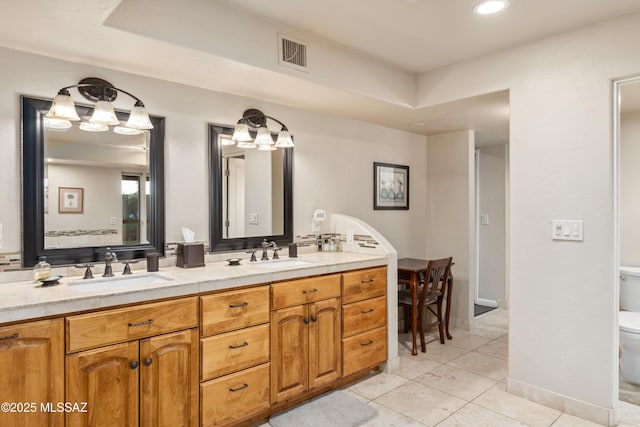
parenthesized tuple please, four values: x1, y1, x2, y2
(476, 298, 498, 307)
(507, 377, 615, 426)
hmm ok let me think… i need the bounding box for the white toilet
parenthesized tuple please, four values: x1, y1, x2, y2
(619, 266, 640, 385)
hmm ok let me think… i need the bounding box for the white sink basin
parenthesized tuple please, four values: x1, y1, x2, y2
(68, 273, 172, 292)
(255, 259, 313, 268)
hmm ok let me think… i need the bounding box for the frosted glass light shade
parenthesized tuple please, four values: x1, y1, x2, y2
(89, 100, 120, 126)
(254, 127, 273, 146)
(79, 122, 109, 132)
(237, 140, 257, 149)
(232, 122, 252, 142)
(114, 126, 143, 135)
(46, 93, 81, 121)
(126, 105, 154, 129)
(258, 144, 277, 151)
(275, 130, 294, 148)
(43, 117, 72, 130)
(220, 136, 236, 146)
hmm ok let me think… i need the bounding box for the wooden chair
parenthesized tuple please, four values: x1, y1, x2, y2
(398, 257, 453, 353)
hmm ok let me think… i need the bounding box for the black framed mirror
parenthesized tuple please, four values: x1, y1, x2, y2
(208, 124, 293, 252)
(21, 96, 165, 267)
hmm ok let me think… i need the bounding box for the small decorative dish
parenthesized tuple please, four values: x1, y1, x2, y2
(39, 275, 62, 287)
(226, 258, 241, 266)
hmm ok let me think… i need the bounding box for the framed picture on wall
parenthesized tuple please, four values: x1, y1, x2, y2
(373, 162, 409, 210)
(58, 187, 84, 214)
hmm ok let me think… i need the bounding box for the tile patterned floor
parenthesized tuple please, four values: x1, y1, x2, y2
(261, 309, 640, 426)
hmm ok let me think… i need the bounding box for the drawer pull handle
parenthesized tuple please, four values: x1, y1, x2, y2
(311, 315, 317, 322)
(130, 360, 139, 369)
(229, 302, 249, 309)
(143, 357, 153, 366)
(361, 308, 374, 314)
(229, 342, 249, 349)
(229, 383, 248, 392)
(303, 288, 318, 294)
(361, 340, 374, 346)
(304, 318, 310, 324)
(0, 333, 18, 341)
(128, 319, 153, 327)
(361, 279, 374, 284)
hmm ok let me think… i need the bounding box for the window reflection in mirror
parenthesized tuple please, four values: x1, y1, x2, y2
(43, 124, 150, 249)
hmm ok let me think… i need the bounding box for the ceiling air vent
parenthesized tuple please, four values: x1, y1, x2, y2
(278, 34, 309, 72)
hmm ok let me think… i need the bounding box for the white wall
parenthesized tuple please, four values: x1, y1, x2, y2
(620, 110, 640, 267)
(426, 130, 475, 327)
(0, 46, 427, 261)
(107, 0, 416, 108)
(46, 164, 122, 233)
(477, 145, 506, 305)
(417, 11, 640, 413)
(244, 149, 273, 237)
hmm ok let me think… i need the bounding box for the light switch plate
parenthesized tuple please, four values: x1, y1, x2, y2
(480, 214, 490, 225)
(552, 219, 584, 241)
(248, 213, 259, 225)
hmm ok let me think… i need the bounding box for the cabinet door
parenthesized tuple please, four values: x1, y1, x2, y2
(308, 298, 341, 389)
(271, 305, 308, 403)
(140, 329, 199, 427)
(66, 341, 139, 427)
(0, 319, 64, 427)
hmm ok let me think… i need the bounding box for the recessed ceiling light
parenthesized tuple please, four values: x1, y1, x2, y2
(473, 0, 509, 15)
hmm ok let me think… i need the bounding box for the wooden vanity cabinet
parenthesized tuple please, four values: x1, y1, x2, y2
(341, 267, 388, 376)
(270, 275, 342, 404)
(65, 297, 199, 427)
(200, 285, 271, 427)
(0, 318, 64, 427)
(0, 262, 388, 427)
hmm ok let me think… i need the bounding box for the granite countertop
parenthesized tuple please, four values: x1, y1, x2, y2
(0, 252, 388, 324)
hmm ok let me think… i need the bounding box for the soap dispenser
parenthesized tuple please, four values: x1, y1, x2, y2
(33, 256, 51, 281)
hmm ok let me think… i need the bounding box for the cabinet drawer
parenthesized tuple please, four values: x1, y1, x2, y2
(201, 324, 270, 381)
(201, 363, 270, 427)
(342, 267, 387, 304)
(342, 326, 387, 377)
(342, 296, 387, 338)
(272, 274, 341, 309)
(201, 286, 270, 336)
(66, 297, 198, 353)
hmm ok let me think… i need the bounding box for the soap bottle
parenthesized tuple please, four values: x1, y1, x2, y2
(33, 256, 51, 281)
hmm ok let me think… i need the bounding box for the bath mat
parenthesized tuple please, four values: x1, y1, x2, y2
(269, 390, 378, 427)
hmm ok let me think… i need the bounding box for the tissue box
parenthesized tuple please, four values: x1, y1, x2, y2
(176, 243, 205, 268)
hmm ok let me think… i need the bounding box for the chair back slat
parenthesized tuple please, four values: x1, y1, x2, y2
(418, 257, 452, 307)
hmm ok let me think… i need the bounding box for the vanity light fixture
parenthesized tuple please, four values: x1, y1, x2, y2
(43, 117, 72, 131)
(230, 108, 294, 149)
(46, 77, 154, 133)
(473, 0, 509, 15)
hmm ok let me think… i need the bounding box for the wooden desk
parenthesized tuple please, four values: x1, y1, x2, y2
(397, 258, 453, 355)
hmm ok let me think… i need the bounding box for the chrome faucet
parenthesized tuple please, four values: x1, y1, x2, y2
(260, 239, 272, 261)
(103, 247, 118, 277)
(271, 241, 281, 259)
